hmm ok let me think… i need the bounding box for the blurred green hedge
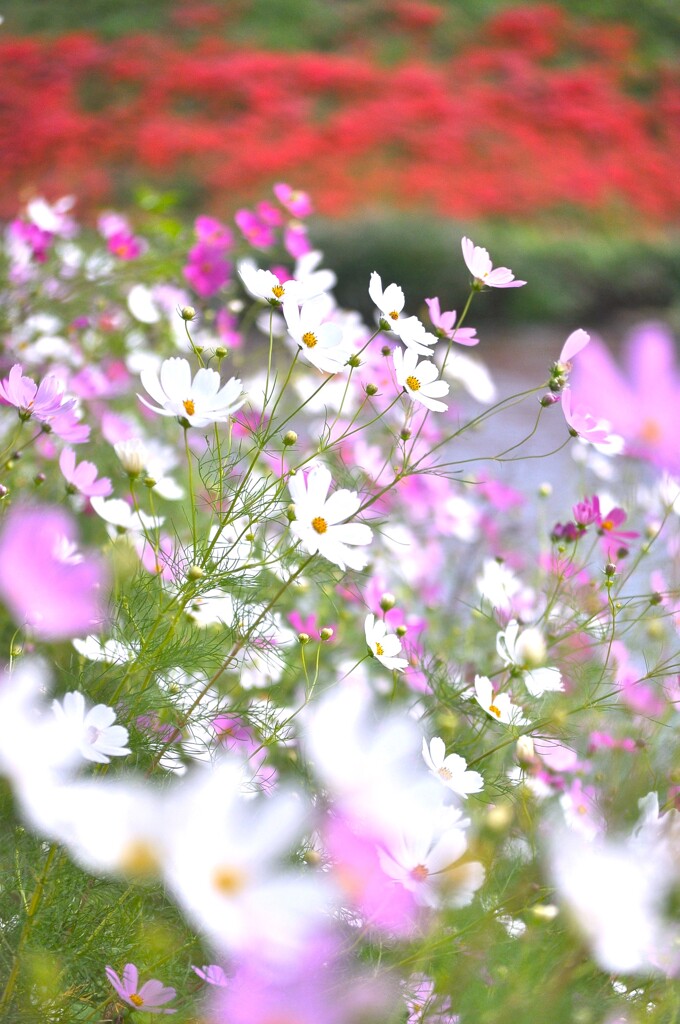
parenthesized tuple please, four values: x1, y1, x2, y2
(313, 216, 680, 328)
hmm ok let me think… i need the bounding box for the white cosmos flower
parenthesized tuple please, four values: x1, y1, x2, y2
(238, 259, 298, 305)
(422, 737, 483, 797)
(369, 272, 406, 326)
(496, 620, 563, 698)
(378, 801, 484, 910)
(283, 296, 350, 374)
(474, 674, 528, 727)
(90, 496, 163, 536)
(51, 691, 130, 764)
(289, 463, 372, 571)
(368, 272, 436, 355)
(393, 347, 449, 413)
(364, 613, 408, 671)
(139, 357, 245, 428)
(461, 237, 526, 289)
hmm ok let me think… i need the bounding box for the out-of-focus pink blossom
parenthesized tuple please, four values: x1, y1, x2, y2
(0, 506, 107, 639)
(274, 183, 313, 218)
(561, 387, 623, 453)
(569, 322, 680, 474)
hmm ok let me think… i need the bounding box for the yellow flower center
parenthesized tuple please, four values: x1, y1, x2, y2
(438, 766, 453, 781)
(601, 519, 614, 532)
(118, 840, 161, 878)
(130, 993, 144, 1007)
(405, 376, 421, 392)
(375, 642, 384, 656)
(640, 418, 661, 444)
(389, 310, 399, 320)
(272, 284, 285, 298)
(302, 331, 318, 348)
(183, 398, 195, 416)
(312, 516, 328, 534)
(213, 865, 247, 896)
(410, 863, 429, 882)
(488, 703, 502, 718)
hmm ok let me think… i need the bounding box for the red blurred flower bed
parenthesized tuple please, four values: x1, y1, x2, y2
(2, 4, 679, 223)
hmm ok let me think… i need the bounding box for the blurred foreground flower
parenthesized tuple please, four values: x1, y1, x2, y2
(0, 506, 107, 639)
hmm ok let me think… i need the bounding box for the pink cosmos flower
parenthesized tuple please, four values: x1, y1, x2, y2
(561, 387, 624, 453)
(573, 494, 601, 528)
(105, 963, 176, 1014)
(192, 964, 228, 987)
(234, 208, 276, 248)
(424, 297, 478, 345)
(274, 182, 313, 218)
(0, 506, 107, 639)
(59, 448, 112, 498)
(0, 364, 66, 420)
(461, 237, 526, 289)
(183, 241, 231, 298)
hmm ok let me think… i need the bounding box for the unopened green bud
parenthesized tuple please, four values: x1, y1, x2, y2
(143, 476, 157, 488)
(381, 345, 391, 357)
(320, 627, 334, 641)
(187, 564, 204, 581)
(286, 504, 297, 521)
(297, 632, 311, 645)
(396, 624, 407, 637)
(400, 428, 412, 441)
(180, 305, 197, 321)
(379, 592, 396, 612)
(0, 484, 9, 499)
(347, 353, 362, 368)
(604, 562, 617, 577)
(215, 346, 228, 359)
(365, 383, 378, 396)
(282, 430, 298, 447)
(538, 483, 552, 498)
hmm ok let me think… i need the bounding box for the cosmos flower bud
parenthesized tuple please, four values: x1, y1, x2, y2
(187, 564, 205, 581)
(347, 353, 362, 368)
(282, 430, 298, 447)
(180, 305, 197, 321)
(215, 346, 228, 359)
(379, 592, 396, 611)
(396, 624, 407, 637)
(365, 383, 378, 396)
(319, 627, 334, 641)
(114, 438, 147, 477)
(297, 632, 311, 645)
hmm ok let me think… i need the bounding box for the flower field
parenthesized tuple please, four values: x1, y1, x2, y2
(1, 184, 680, 1022)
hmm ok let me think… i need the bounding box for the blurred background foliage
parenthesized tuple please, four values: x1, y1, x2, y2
(1, 0, 680, 327)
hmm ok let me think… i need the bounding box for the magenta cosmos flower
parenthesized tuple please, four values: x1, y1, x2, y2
(105, 963, 176, 1014)
(0, 506, 107, 639)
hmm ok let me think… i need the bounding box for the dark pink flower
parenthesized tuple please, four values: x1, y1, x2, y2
(573, 494, 600, 527)
(0, 506, 107, 639)
(105, 963, 176, 1014)
(195, 215, 233, 249)
(183, 241, 231, 298)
